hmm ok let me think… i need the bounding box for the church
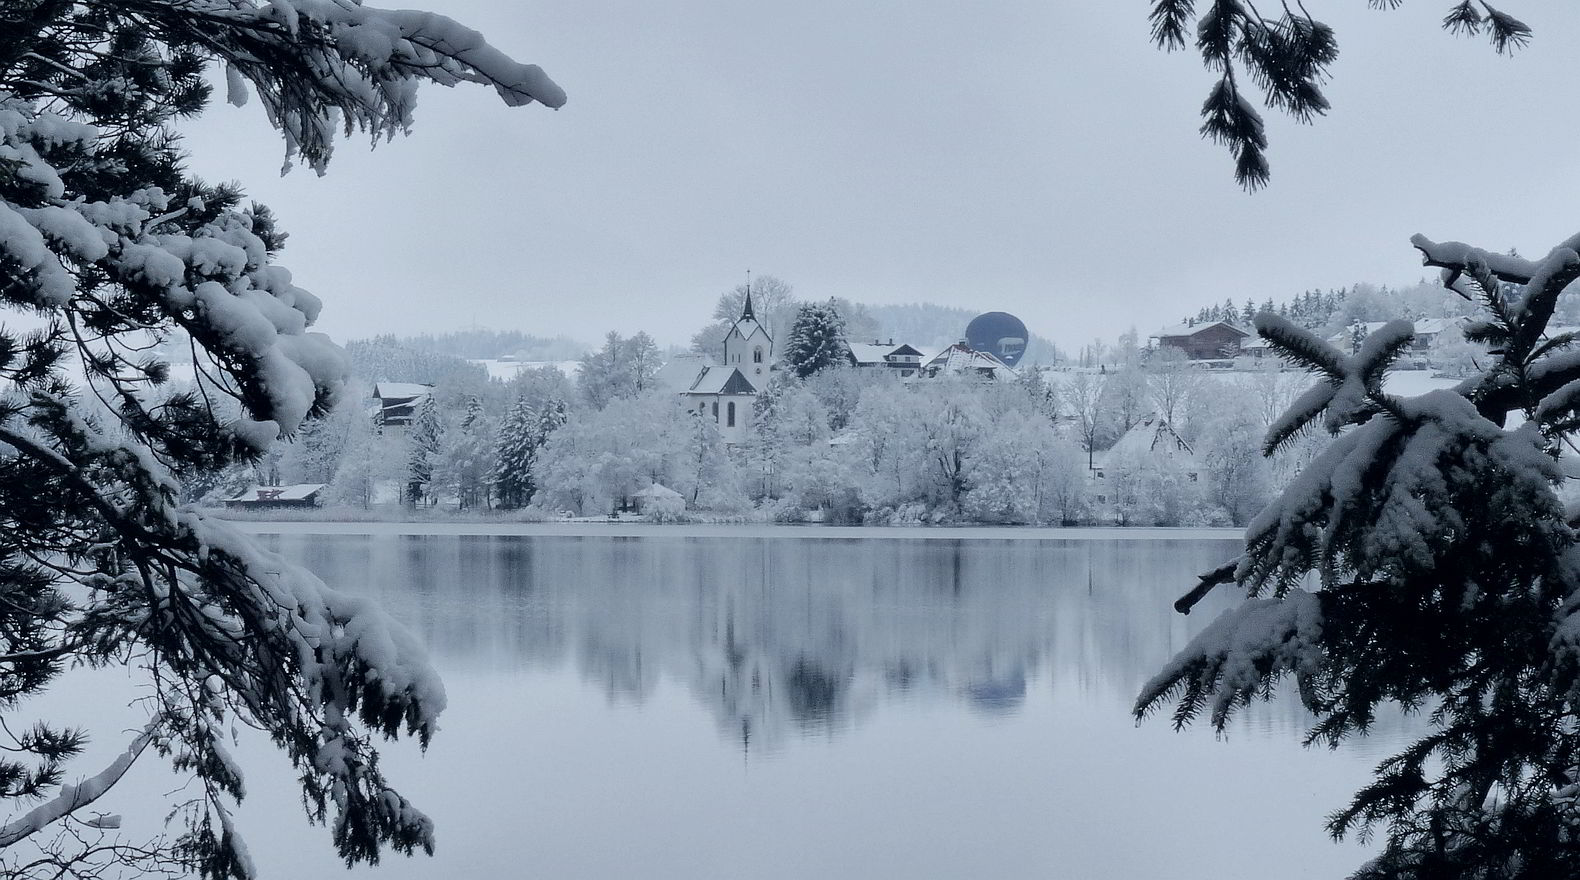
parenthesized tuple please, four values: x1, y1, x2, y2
(675, 291, 775, 443)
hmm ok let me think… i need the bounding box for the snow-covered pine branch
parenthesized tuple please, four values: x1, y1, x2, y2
(1141, 226, 1580, 876)
(0, 2, 561, 875)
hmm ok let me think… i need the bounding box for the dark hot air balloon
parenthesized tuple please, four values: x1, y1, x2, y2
(965, 312, 1029, 367)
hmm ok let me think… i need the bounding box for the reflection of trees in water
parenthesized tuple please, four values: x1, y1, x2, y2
(263, 533, 1401, 751)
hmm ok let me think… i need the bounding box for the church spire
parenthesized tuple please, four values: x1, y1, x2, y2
(741, 287, 755, 323)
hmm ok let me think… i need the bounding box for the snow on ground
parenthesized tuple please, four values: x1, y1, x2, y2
(226, 520, 1242, 541)
(1382, 369, 1462, 397)
(470, 358, 580, 382)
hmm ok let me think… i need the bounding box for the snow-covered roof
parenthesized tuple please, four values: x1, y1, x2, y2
(1413, 317, 1465, 335)
(224, 483, 326, 503)
(925, 344, 1017, 380)
(686, 366, 757, 395)
(847, 343, 896, 365)
(1152, 321, 1249, 339)
(372, 382, 432, 401)
(634, 483, 684, 500)
(1093, 415, 1195, 469)
(847, 341, 925, 365)
(656, 353, 714, 394)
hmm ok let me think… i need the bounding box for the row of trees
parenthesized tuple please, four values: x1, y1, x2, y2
(225, 328, 1314, 529)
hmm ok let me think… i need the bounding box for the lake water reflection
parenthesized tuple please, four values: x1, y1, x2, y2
(223, 532, 1408, 879)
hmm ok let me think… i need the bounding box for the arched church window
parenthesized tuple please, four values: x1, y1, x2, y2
(753, 347, 763, 363)
(727, 402, 736, 427)
(712, 401, 719, 422)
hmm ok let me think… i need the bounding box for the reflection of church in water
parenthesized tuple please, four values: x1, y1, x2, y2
(286, 534, 1340, 756)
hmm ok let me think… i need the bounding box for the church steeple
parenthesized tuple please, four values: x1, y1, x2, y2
(741, 288, 755, 323)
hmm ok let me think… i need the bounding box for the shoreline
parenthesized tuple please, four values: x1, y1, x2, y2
(222, 519, 1243, 541)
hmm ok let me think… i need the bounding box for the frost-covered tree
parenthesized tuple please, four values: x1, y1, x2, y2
(491, 396, 564, 510)
(404, 394, 443, 507)
(534, 394, 686, 515)
(1146, 346, 1200, 430)
(1196, 412, 1271, 526)
(438, 395, 493, 509)
(578, 331, 661, 409)
(1100, 331, 1149, 433)
(0, 2, 563, 876)
(782, 301, 849, 379)
(330, 407, 401, 508)
(1062, 372, 1111, 470)
(964, 410, 1080, 524)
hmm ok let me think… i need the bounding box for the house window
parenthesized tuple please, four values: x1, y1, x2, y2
(753, 346, 763, 363)
(1096, 494, 1107, 504)
(712, 401, 719, 422)
(727, 401, 736, 427)
(1095, 470, 1105, 479)
(1188, 472, 1199, 482)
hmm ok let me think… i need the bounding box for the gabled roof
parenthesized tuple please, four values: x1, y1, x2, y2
(224, 483, 326, 503)
(686, 366, 757, 395)
(722, 317, 771, 346)
(372, 382, 433, 401)
(1413, 316, 1465, 335)
(847, 341, 926, 365)
(1094, 415, 1195, 469)
(720, 291, 773, 347)
(1152, 321, 1249, 339)
(925, 343, 1017, 379)
(635, 483, 684, 500)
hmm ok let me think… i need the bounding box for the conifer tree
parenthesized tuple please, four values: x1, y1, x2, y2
(1138, 7, 1580, 873)
(0, 2, 564, 875)
(1148, 0, 1530, 188)
(492, 396, 566, 509)
(441, 396, 492, 509)
(405, 395, 443, 507)
(782, 301, 849, 379)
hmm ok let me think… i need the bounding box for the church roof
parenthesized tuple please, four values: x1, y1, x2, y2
(686, 366, 758, 395)
(720, 290, 772, 347)
(656, 353, 715, 393)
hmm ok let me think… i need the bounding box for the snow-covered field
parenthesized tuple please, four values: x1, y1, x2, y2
(469, 358, 580, 381)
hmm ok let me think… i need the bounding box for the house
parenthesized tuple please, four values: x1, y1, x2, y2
(224, 483, 327, 510)
(1088, 415, 1200, 514)
(846, 340, 929, 377)
(922, 343, 1017, 381)
(673, 291, 775, 444)
(1325, 317, 1467, 355)
(372, 382, 433, 428)
(1150, 321, 1249, 360)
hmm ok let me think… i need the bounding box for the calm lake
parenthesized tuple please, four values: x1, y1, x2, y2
(77, 529, 1414, 879)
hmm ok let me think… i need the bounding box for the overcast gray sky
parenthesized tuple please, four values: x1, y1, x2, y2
(179, 2, 1580, 354)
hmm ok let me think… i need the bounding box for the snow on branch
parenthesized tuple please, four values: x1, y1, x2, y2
(1411, 233, 1542, 285)
(1134, 590, 1324, 732)
(0, 720, 158, 848)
